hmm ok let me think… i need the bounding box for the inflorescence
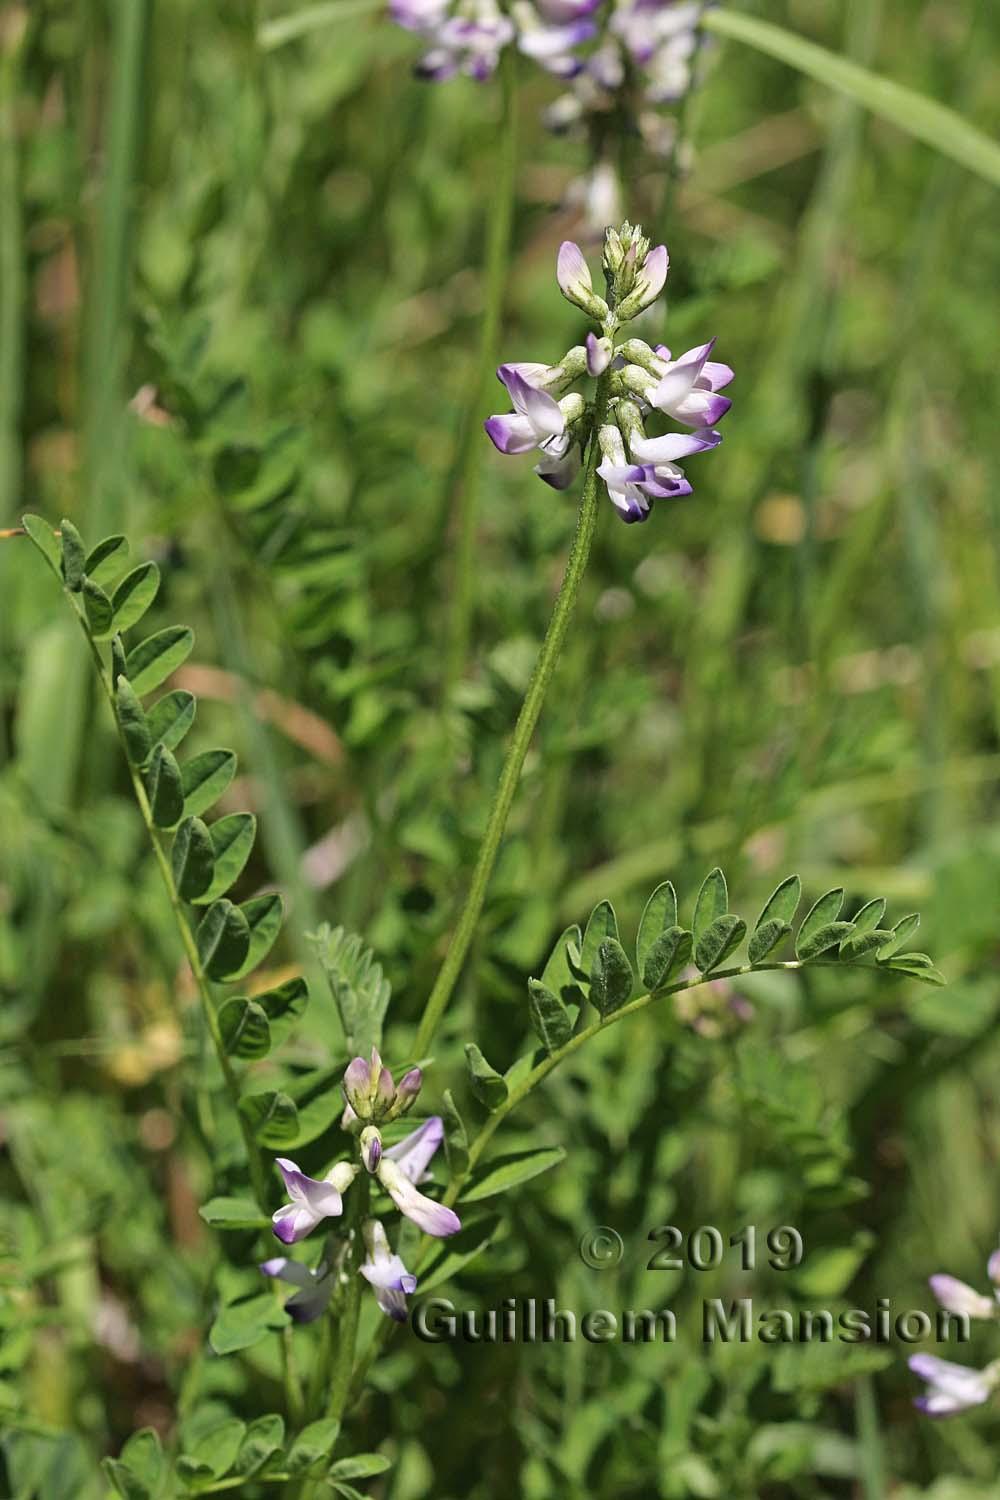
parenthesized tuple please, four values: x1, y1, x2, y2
(262, 1048, 460, 1326)
(484, 222, 732, 522)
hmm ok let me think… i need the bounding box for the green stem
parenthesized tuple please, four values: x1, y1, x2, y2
(67, 595, 270, 1209)
(281, 1327, 306, 1430)
(443, 43, 518, 692)
(0, 12, 26, 522)
(415, 370, 612, 1059)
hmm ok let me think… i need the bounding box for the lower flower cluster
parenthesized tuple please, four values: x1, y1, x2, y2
(262, 1049, 460, 1326)
(910, 1247, 1000, 1416)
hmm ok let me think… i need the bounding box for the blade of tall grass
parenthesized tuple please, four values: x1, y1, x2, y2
(703, 9, 1000, 188)
(257, 0, 382, 49)
(0, 9, 27, 524)
(82, 0, 150, 536)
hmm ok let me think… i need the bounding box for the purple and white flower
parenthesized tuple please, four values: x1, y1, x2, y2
(485, 225, 731, 521)
(485, 368, 585, 490)
(401, 0, 515, 82)
(360, 1219, 419, 1322)
(343, 1046, 422, 1123)
(629, 426, 721, 497)
(260, 1256, 336, 1323)
(909, 1354, 1000, 1417)
(646, 340, 733, 428)
(595, 422, 654, 524)
(513, 0, 598, 76)
(374, 1115, 461, 1237)
(929, 1273, 999, 1322)
(377, 1157, 461, 1236)
(272, 1159, 359, 1244)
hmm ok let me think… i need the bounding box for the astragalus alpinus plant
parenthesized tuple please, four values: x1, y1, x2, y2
(13, 217, 947, 1498)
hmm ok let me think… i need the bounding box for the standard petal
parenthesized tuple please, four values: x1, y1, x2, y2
(385, 1115, 444, 1183)
(557, 240, 592, 296)
(505, 371, 565, 440)
(929, 1274, 997, 1320)
(700, 360, 735, 391)
(638, 244, 669, 300)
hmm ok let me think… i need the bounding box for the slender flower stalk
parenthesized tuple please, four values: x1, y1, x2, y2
(444, 42, 519, 692)
(416, 365, 612, 1059)
(420, 221, 732, 1057)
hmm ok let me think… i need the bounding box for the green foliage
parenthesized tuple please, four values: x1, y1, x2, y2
(525, 870, 943, 1065)
(309, 922, 391, 1055)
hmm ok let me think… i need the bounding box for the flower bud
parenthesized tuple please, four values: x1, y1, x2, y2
(342, 1056, 371, 1116)
(586, 332, 613, 376)
(396, 1068, 423, 1108)
(556, 241, 610, 322)
(989, 1249, 1000, 1287)
(360, 1125, 383, 1174)
(615, 244, 669, 322)
(602, 220, 651, 307)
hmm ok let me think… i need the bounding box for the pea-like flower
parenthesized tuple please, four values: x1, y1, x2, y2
(485, 369, 586, 490)
(259, 1256, 336, 1323)
(360, 1219, 419, 1322)
(910, 1247, 1000, 1415)
(929, 1274, 1000, 1322)
(909, 1354, 1000, 1417)
(374, 1115, 462, 1237)
(486, 223, 732, 523)
(271, 1160, 359, 1245)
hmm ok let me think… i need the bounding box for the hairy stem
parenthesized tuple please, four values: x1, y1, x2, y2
(443, 44, 518, 693)
(415, 370, 613, 1059)
(67, 596, 270, 1209)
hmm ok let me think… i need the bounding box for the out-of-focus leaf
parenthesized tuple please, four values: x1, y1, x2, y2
(199, 1197, 270, 1229)
(692, 868, 728, 943)
(111, 562, 160, 634)
(239, 1090, 299, 1146)
(636, 881, 678, 975)
(181, 748, 237, 818)
(146, 688, 196, 752)
(464, 1043, 508, 1110)
(197, 898, 251, 979)
(462, 1147, 565, 1202)
(125, 625, 194, 696)
(219, 997, 271, 1058)
(172, 815, 215, 899)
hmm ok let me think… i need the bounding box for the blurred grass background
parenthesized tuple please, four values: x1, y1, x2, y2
(2, 0, 1000, 1495)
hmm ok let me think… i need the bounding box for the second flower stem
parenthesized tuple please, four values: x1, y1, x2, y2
(415, 372, 612, 1059)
